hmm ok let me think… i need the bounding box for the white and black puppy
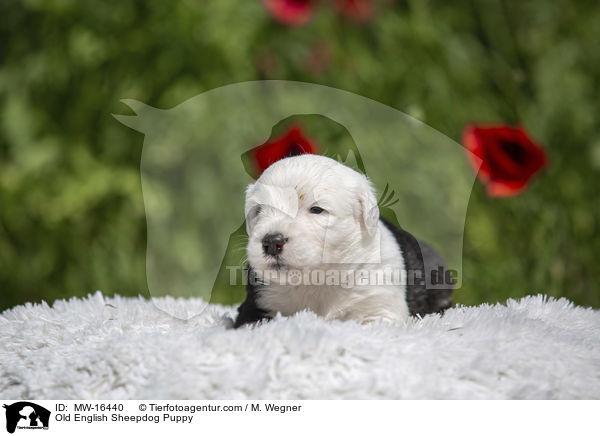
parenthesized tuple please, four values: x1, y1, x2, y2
(234, 154, 452, 328)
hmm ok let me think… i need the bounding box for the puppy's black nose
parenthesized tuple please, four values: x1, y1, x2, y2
(262, 233, 286, 256)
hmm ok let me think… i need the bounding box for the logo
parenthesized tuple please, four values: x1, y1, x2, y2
(3, 402, 50, 434)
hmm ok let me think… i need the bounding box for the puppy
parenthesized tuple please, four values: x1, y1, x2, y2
(234, 154, 452, 328)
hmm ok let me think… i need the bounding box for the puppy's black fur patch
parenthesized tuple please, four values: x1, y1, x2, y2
(233, 268, 271, 328)
(234, 218, 453, 328)
(379, 217, 453, 317)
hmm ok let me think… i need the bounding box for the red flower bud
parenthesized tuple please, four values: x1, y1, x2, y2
(262, 0, 317, 27)
(334, 0, 374, 22)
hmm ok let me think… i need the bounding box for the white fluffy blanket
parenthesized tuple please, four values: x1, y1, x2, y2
(1, 292, 599, 399)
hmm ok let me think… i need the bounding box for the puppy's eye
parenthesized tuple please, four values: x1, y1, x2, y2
(250, 205, 262, 219)
(309, 206, 325, 214)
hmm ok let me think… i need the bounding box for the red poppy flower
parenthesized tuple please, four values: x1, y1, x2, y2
(246, 124, 319, 178)
(334, 0, 374, 22)
(463, 124, 548, 197)
(262, 0, 317, 27)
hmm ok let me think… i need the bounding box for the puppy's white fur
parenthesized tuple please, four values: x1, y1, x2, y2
(245, 154, 409, 323)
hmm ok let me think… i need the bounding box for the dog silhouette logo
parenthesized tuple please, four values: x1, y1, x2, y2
(114, 81, 480, 319)
(3, 402, 50, 433)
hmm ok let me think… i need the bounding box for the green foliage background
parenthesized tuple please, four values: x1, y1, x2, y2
(1, 0, 599, 311)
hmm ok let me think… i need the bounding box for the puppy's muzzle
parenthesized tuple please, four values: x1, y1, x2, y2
(262, 233, 287, 257)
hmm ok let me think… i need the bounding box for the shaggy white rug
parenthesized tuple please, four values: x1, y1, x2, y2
(1, 292, 599, 399)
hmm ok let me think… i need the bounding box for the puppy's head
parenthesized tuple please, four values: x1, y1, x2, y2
(245, 154, 379, 277)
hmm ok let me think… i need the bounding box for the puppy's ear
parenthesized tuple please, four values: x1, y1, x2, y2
(356, 178, 379, 237)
